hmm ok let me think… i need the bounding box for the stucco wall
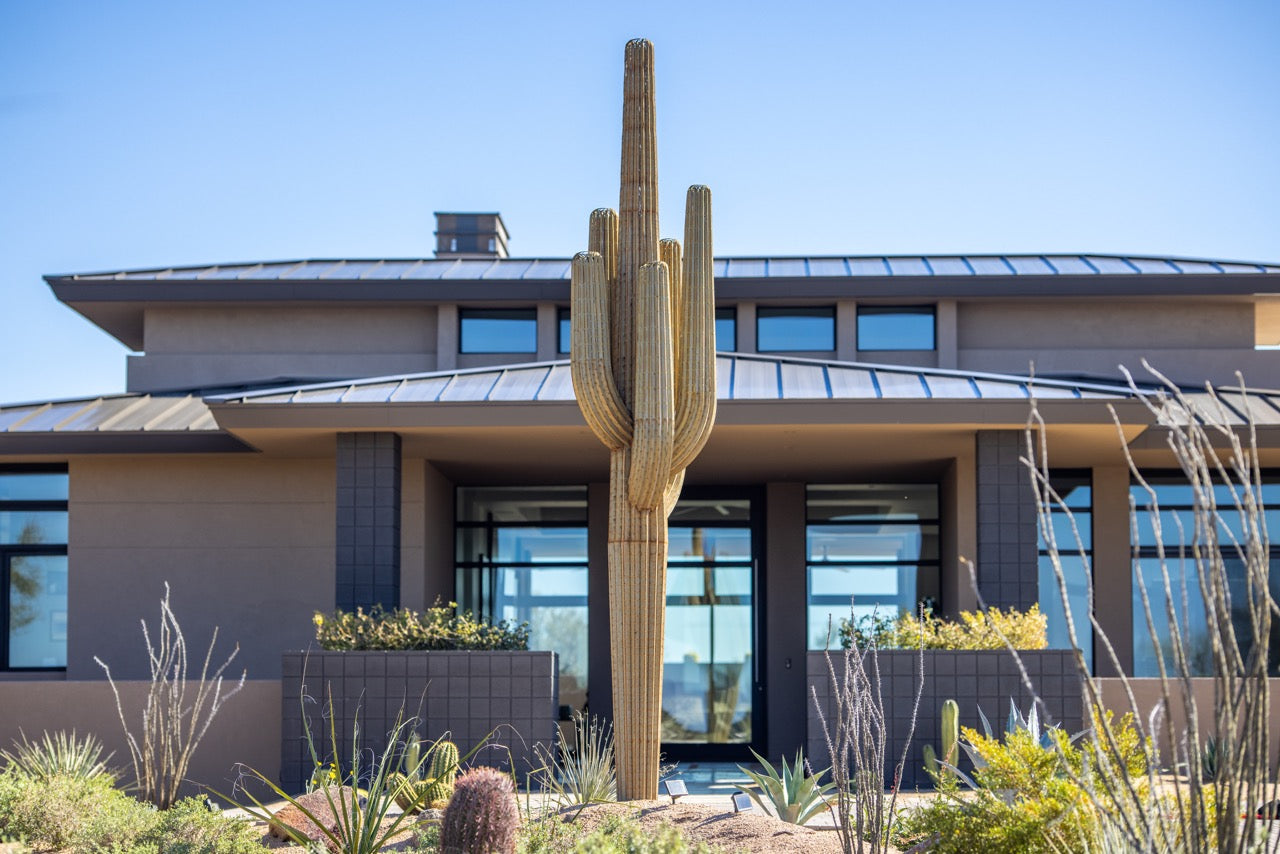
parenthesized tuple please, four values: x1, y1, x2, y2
(1096, 677, 1280, 768)
(128, 306, 439, 391)
(956, 299, 1266, 385)
(66, 457, 335, 680)
(0, 679, 280, 796)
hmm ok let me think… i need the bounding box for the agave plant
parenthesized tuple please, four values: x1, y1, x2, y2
(737, 749, 835, 825)
(225, 695, 493, 854)
(0, 730, 117, 783)
(532, 710, 617, 811)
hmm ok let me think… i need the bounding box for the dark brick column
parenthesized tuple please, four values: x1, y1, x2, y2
(336, 432, 401, 611)
(975, 430, 1037, 610)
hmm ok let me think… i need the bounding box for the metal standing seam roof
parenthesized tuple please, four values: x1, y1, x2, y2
(210, 354, 1147, 406)
(5, 358, 1280, 436)
(0, 394, 219, 434)
(50, 254, 1280, 283)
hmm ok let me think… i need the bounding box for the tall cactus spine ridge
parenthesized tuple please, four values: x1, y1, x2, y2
(570, 38, 716, 801)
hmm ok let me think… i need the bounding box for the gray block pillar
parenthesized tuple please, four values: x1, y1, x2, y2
(336, 432, 401, 611)
(975, 431, 1037, 610)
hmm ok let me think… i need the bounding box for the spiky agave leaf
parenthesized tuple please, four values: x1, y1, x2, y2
(737, 749, 835, 825)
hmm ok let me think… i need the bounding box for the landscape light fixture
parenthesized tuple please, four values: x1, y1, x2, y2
(663, 779, 688, 803)
(732, 791, 753, 813)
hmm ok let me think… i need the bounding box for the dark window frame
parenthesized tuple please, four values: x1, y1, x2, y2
(1129, 470, 1280, 677)
(804, 484, 941, 649)
(557, 308, 571, 355)
(715, 307, 737, 352)
(856, 305, 936, 351)
(756, 306, 836, 353)
(458, 308, 538, 355)
(1, 464, 69, 673)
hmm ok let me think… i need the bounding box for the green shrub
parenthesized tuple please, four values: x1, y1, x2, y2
(145, 797, 263, 854)
(0, 771, 158, 852)
(520, 812, 721, 853)
(893, 712, 1149, 854)
(314, 599, 529, 651)
(838, 604, 1047, 651)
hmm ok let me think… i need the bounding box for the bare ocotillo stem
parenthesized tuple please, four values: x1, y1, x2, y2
(570, 38, 717, 801)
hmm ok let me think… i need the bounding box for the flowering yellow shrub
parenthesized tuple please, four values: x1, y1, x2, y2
(839, 604, 1048, 650)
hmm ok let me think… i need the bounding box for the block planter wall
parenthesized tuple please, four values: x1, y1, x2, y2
(807, 649, 1082, 791)
(280, 650, 558, 794)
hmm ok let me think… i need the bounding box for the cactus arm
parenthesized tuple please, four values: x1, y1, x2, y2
(660, 237, 683, 374)
(616, 38, 660, 407)
(671, 185, 717, 471)
(589, 208, 619, 291)
(662, 469, 685, 517)
(628, 260, 675, 510)
(571, 252, 633, 450)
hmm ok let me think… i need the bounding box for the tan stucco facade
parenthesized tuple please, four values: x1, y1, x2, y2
(0, 679, 281, 796)
(67, 456, 335, 679)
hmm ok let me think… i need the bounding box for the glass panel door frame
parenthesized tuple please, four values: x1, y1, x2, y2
(2, 546, 68, 671)
(661, 485, 766, 762)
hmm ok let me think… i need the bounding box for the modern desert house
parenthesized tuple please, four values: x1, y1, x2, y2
(3, 211, 1280, 779)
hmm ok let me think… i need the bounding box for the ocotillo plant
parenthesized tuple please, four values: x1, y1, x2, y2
(570, 38, 716, 801)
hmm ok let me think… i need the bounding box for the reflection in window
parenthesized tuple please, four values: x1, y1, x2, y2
(558, 308, 571, 354)
(1132, 479, 1280, 677)
(1037, 474, 1092, 672)
(459, 309, 537, 353)
(806, 485, 939, 650)
(757, 307, 834, 352)
(857, 306, 935, 351)
(664, 497, 753, 744)
(2, 468, 68, 670)
(715, 308, 736, 351)
(455, 487, 589, 711)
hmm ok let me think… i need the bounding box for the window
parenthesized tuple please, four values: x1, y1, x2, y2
(558, 308, 571, 355)
(757, 306, 835, 352)
(1, 467, 68, 670)
(715, 307, 736, 351)
(1131, 477, 1280, 677)
(806, 485, 939, 650)
(456, 487, 589, 710)
(1037, 474, 1092, 672)
(857, 306, 935, 351)
(564, 307, 735, 353)
(459, 309, 536, 354)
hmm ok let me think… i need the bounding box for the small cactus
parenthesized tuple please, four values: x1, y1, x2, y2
(395, 738, 460, 812)
(440, 767, 518, 854)
(924, 699, 960, 786)
(941, 699, 959, 767)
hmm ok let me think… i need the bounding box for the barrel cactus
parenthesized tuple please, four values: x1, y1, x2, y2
(394, 737, 460, 812)
(570, 38, 716, 801)
(439, 767, 518, 854)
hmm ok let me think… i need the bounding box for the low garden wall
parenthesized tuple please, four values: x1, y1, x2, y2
(280, 650, 558, 793)
(807, 649, 1082, 790)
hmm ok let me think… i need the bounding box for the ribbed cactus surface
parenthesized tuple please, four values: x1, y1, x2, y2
(439, 767, 518, 854)
(940, 699, 959, 766)
(394, 738, 460, 812)
(570, 38, 716, 801)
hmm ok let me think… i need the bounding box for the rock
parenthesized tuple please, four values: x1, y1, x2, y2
(268, 787, 361, 845)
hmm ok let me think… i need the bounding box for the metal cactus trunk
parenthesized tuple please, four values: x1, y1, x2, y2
(570, 39, 717, 801)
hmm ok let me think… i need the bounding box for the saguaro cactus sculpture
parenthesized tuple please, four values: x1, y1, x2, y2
(570, 38, 717, 801)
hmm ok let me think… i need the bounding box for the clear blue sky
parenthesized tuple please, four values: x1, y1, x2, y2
(1, 0, 1277, 404)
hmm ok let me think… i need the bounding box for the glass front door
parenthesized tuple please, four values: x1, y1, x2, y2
(661, 490, 761, 759)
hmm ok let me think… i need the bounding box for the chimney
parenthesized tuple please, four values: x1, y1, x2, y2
(434, 212, 510, 259)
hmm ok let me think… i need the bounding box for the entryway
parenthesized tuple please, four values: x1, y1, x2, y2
(661, 488, 764, 761)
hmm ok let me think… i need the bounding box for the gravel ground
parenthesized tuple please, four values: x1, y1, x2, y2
(544, 800, 903, 853)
